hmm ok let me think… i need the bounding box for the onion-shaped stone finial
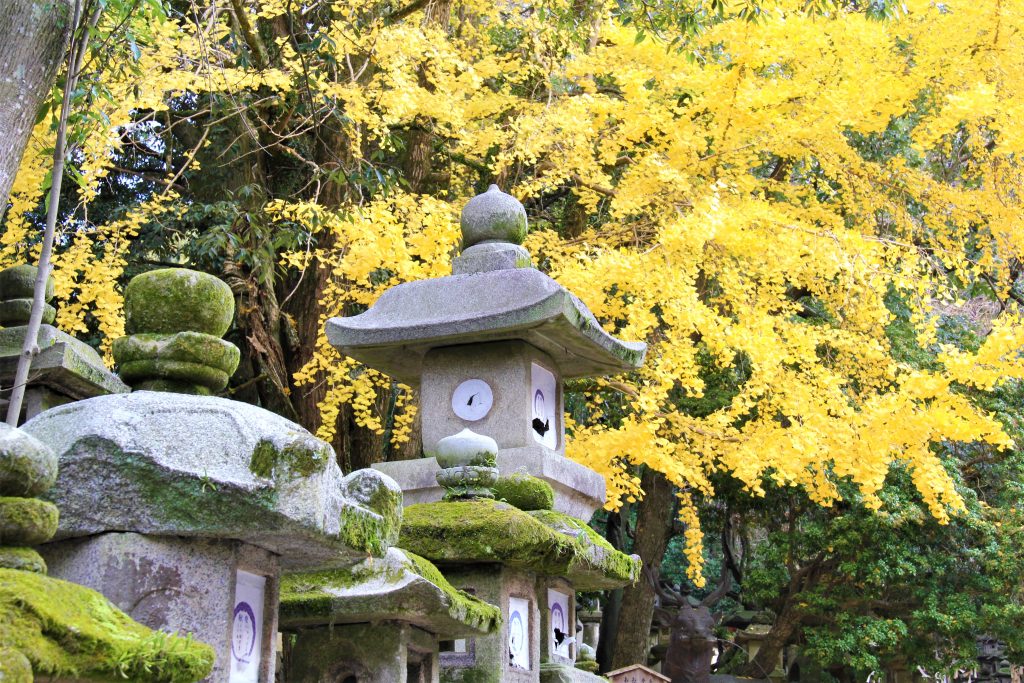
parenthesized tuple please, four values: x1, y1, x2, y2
(460, 185, 528, 248)
(433, 428, 499, 500)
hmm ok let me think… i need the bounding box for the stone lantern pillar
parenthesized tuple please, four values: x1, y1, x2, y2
(326, 187, 648, 682)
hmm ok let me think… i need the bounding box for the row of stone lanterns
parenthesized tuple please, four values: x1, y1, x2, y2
(0, 183, 647, 683)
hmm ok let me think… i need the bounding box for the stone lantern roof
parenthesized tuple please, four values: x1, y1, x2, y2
(398, 499, 641, 591)
(326, 185, 646, 385)
(280, 547, 501, 637)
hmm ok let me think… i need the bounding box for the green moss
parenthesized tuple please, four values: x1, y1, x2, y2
(400, 500, 641, 589)
(530, 509, 642, 583)
(0, 300, 56, 325)
(0, 547, 46, 573)
(336, 502, 393, 557)
(493, 473, 554, 511)
(118, 359, 230, 393)
(124, 268, 234, 337)
(0, 497, 58, 545)
(0, 647, 32, 682)
(0, 265, 54, 301)
(279, 549, 501, 634)
(0, 568, 213, 682)
(443, 667, 502, 683)
(337, 470, 403, 553)
(249, 438, 331, 480)
(60, 440, 280, 533)
(113, 332, 239, 371)
(403, 551, 502, 631)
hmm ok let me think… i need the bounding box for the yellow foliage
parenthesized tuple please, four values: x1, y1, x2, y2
(6, 0, 1024, 582)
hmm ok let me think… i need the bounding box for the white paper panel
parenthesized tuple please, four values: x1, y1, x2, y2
(530, 363, 557, 450)
(548, 589, 571, 658)
(508, 596, 530, 670)
(229, 570, 266, 683)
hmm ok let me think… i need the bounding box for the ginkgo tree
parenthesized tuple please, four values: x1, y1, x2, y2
(3, 0, 1024, 663)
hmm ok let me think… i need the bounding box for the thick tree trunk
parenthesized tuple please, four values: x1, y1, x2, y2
(0, 0, 73, 212)
(611, 468, 677, 670)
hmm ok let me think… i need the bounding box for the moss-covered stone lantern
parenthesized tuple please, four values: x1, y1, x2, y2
(22, 268, 404, 683)
(0, 264, 128, 422)
(327, 187, 647, 682)
(329, 185, 646, 518)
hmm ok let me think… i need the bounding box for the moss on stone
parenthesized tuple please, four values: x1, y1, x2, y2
(118, 358, 230, 393)
(0, 497, 58, 546)
(336, 502, 393, 557)
(60, 443, 281, 535)
(249, 437, 332, 480)
(338, 470, 403, 553)
(400, 500, 641, 589)
(0, 299, 56, 325)
(113, 332, 240, 374)
(402, 551, 502, 632)
(0, 265, 54, 301)
(124, 268, 234, 337)
(0, 647, 32, 682)
(493, 473, 554, 511)
(0, 425, 58, 498)
(279, 549, 501, 634)
(0, 568, 214, 681)
(0, 547, 47, 573)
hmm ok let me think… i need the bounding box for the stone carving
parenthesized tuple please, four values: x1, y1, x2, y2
(432, 428, 499, 499)
(0, 264, 56, 326)
(113, 268, 240, 395)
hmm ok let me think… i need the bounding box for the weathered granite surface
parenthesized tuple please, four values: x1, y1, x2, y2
(452, 241, 533, 275)
(461, 184, 529, 248)
(326, 266, 646, 384)
(280, 547, 501, 636)
(374, 445, 606, 520)
(0, 324, 129, 401)
(42, 532, 272, 683)
(23, 391, 402, 568)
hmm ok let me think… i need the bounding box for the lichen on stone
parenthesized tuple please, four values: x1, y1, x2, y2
(0, 568, 214, 682)
(400, 499, 641, 589)
(493, 473, 554, 511)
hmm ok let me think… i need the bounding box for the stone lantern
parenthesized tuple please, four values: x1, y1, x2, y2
(0, 264, 128, 421)
(326, 186, 647, 682)
(329, 184, 646, 519)
(22, 268, 404, 683)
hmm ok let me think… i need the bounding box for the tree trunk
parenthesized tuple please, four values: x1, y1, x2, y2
(611, 468, 677, 670)
(0, 0, 73, 213)
(597, 505, 629, 673)
(739, 605, 801, 679)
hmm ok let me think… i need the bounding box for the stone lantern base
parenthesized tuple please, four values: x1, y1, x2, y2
(43, 532, 280, 683)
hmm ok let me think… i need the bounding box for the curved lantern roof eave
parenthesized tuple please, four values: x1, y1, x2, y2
(326, 268, 647, 384)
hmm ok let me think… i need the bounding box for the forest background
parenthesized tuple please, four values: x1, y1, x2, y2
(2, 0, 1024, 680)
